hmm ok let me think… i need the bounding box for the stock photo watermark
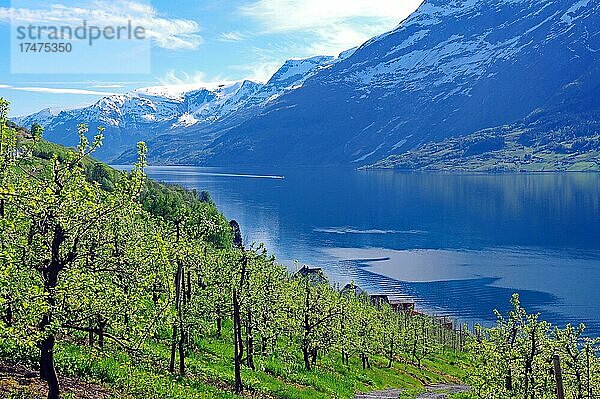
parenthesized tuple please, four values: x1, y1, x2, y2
(16, 20, 147, 48)
(9, 0, 152, 74)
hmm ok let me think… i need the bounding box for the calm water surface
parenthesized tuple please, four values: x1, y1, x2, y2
(117, 166, 600, 333)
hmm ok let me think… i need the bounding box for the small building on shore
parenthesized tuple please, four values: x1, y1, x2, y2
(389, 297, 416, 312)
(369, 294, 416, 313)
(435, 315, 454, 330)
(369, 294, 390, 308)
(340, 283, 365, 296)
(294, 265, 327, 285)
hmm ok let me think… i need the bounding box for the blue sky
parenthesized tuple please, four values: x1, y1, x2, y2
(0, 0, 422, 116)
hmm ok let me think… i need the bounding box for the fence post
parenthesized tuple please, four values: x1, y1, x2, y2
(552, 354, 565, 399)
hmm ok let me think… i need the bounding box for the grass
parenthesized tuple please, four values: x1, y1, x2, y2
(5, 138, 471, 398)
(5, 137, 472, 398)
(1, 327, 471, 399)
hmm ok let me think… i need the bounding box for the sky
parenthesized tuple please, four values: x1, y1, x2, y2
(0, 0, 423, 116)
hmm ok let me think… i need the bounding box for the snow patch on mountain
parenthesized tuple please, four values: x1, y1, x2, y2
(134, 81, 242, 99)
(15, 0, 599, 168)
(561, 0, 591, 24)
(13, 53, 346, 157)
(351, 34, 528, 90)
(172, 113, 198, 128)
(267, 56, 335, 88)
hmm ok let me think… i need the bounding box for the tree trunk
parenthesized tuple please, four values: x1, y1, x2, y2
(40, 332, 60, 399)
(233, 289, 244, 393)
(523, 326, 536, 399)
(311, 348, 318, 366)
(170, 256, 184, 374)
(178, 329, 186, 376)
(39, 224, 66, 399)
(506, 369, 513, 392)
(216, 317, 222, 338)
(246, 313, 255, 370)
(553, 354, 565, 399)
(233, 252, 248, 393)
(387, 339, 394, 368)
(302, 280, 312, 371)
(169, 324, 178, 373)
(586, 347, 592, 399)
(302, 346, 312, 371)
(178, 261, 186, 376)
(4, 299, 12, 327)
(88, 320, 94, 347)
(97, 317, 106, 349)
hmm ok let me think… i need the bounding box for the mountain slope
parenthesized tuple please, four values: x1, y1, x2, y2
(13, 55, 345, 162)
(367, 59, 600, 172)
(195, 0, 599, 167)
(14, 0, 600, 168)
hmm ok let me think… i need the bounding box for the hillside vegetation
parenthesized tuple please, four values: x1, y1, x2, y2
(366, 111, 600, 172)
(2, 98, 600, 399)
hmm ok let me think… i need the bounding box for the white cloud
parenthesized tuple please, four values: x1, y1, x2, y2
(0, 84, 118, 95)
(159, 69, 210, 86)
(90, 84, 126, 88)
(241, 0, 423, 31)
(229, 60, 283, 83)
(0, 0, 203, 50)
(153, 70, 237, 92)
(241, 0, 423, 55)
(2, 81, 151, 85)
(219, 31, 248, 42)
(226, 43, 308, 83)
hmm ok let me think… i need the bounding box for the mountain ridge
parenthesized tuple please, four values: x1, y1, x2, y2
(366, 58, 600, 172)
(13, 53, 350, 162)
(195, 0, 599, 167)
(14, 0, 600, 169)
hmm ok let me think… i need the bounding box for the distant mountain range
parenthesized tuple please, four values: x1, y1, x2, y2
(13, 53, 352, 161)
(14, 0, 600, 171)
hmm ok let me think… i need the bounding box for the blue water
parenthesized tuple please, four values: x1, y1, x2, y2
(117, 166, 600, 334)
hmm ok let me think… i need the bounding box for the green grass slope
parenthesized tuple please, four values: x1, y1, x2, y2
(2, 324, 470, 399)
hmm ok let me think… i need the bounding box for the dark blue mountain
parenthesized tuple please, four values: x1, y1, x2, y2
(15, 0, 600, 168)
(199, 0, 599, 167)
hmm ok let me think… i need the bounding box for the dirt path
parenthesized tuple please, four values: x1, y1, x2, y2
(0, 361, 113, 399)
(416, 384, 470, 398)
(355, 389, 404, 399)
(355, 384, 469, 399)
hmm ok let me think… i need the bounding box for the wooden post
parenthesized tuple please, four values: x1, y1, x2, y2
(586, 346, 592, 399)
(553, 354, 565, 399)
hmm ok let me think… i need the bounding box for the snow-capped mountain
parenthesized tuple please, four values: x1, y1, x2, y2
(189, 0, 599, 167)
(14, 54, 347, 161)
(366, 58, 600, 171)
(15, 0, 600, 167)
(14, 107, 67, 128)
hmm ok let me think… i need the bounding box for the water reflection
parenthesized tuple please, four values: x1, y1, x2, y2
(115, 166, 600, 333)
